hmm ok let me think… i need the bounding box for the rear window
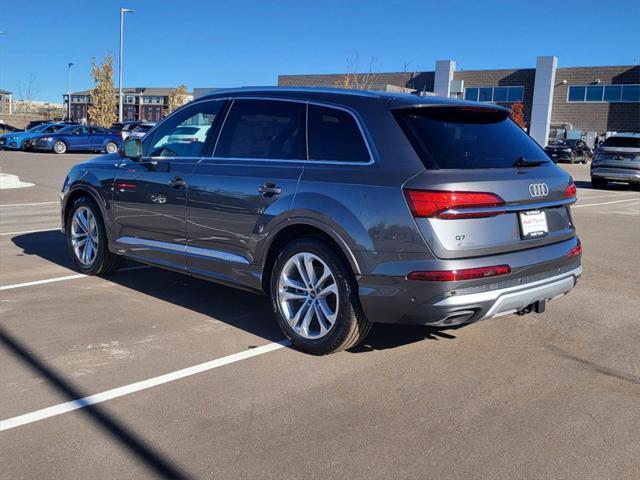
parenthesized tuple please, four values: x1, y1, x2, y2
(394, 106, 546, 169)
(135, 125, 152, 132)
(601, 136, 640, 148)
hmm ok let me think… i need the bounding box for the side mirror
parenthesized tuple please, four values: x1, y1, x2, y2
(119, 138, 142, 160)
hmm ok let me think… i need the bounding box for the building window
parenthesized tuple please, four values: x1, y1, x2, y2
(464, 86, 524, 103)
(567, 84, 640, 103)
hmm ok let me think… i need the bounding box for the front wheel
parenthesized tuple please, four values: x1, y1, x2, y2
(53, 141, 67, 154)
(66, 196, 122, 275)
(270, 237, 372, 355)
(105, 142, 118, 154)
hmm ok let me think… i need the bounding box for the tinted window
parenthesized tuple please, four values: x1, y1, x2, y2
(568, 86, 586, 102)
(92, 127, 110, 134)
(394, 106, 547, 169)
(586, 86, 604, 102)
(621, 85, 640, 102)
(43, 125, 64, 133)
(308, 104, 370, 163)
(601, 137, 640, 148)
(603, 85, 622, 102)
(146, 100, 224, 157)
(464, 88, 479, 101)
(215, 99, 305, 160)
(478, 88, 493, 102)
(507, 86, 524, 102)
(492, 87, 508, 102)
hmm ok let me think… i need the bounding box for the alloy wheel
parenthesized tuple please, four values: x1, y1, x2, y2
(71, 206, 99, 266)
(278, 252, 339, 340)
(54, 141, 66, 154)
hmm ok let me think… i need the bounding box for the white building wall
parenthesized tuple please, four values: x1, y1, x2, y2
(529, 56, 557, 147)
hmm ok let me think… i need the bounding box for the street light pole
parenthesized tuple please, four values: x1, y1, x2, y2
(118, 7, 135, 123)
(0, 32, 7, 115)
(67, 62, 74, 121)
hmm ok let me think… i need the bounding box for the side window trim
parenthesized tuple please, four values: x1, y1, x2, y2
(203, 96, 375, 165)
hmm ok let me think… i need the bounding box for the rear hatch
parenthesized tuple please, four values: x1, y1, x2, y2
(394, 104, 576, 259)
(593, 136, 640, 169)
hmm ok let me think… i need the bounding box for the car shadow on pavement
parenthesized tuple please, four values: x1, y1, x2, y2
(574, 180, 637, 191)
(0, 326, 192, 479)
(11, 231, 460, 351)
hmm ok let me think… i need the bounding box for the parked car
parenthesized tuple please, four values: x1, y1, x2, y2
(0, 123, 67, 150)
(590, 133, 640, 189)
(166, 125, 210, 144)
(31, 125, 122, 154)
(127, 122, 156, 139)
(110, 121, 143, 141)
(60, 88, 581, 354)
(544, 138, 592, 163)
(0, 121, 23, 135)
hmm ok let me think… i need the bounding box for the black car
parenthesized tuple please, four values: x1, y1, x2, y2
(545, 139, 591, 164)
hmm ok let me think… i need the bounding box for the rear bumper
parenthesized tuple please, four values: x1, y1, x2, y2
(591, 167, 640, 183)
(357, 238, 581, 326)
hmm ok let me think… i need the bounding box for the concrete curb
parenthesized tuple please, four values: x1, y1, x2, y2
(0, 173, 35, 189)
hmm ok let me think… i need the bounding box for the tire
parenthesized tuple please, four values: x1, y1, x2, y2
(66, 195, 122, 275)
(53, 141, 67, 154)
(105, 142, 118, 154)
(591, 177, 607, 189)
(270, 237, 372, 355)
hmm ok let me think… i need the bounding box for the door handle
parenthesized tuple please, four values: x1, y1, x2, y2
(169, 176, 187, 188)
(258, 183, 282, 197)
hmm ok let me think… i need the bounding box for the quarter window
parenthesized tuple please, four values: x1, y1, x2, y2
(146, 100, 224, 157)
(307, 104, 370, 162)
(215, 99, 305, 160)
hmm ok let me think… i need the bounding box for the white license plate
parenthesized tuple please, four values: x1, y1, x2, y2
(519, 210, 548, 239)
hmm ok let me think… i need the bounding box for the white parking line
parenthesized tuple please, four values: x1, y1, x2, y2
(0, 201, 59, 207)
(0, 340, 290, 431)
(0, 227, 59, 236)
(0, 265, 151, 291)
(573, 198, 640, 209)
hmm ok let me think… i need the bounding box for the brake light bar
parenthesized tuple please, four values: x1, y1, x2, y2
(407, 265, 511, 282)
(404, 189, 505, 219)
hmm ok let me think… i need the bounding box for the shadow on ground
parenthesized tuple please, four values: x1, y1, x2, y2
(11, 231, 460, 352)
(575, 180, 638, 191)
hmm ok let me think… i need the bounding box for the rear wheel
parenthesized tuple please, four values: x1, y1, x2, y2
(270, 238, 371, 355)
(66, 196, 122, 275)
(591, 177, 607, 189)
(53, 141, 67, 154)
(105, 142, 118, 154)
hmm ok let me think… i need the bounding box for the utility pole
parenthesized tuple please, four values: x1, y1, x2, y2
(118, 8, 135, 123)
(67, 62, 74, 121)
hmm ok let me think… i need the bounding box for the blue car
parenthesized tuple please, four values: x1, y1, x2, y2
(31, 125, 122, 154)
(0, 123, 67, 150)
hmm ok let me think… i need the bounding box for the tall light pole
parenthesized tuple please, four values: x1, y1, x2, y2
(67, 62, 74, 121)
(118, 8, 135, 123)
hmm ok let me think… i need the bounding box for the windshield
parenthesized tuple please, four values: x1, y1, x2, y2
(56, 126, 77, 134)
(394, 106, 547, 169)
(602, 137, 640, 149)
(564, 139, 578, 146)
(28, 124, 48, 133)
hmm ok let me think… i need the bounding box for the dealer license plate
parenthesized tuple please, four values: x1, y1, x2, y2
(519, 210, 548, 239)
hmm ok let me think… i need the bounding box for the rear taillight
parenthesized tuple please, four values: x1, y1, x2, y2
(407, 265, 511, 282)
(404, 189, 505, 219)
(564, 181, 577, 199)
(567, 244, 582, 258)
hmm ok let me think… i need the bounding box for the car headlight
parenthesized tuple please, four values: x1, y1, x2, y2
(562, 148, 572, 152)
(8, 136, 17, 140)
(41, 137, 53, 142)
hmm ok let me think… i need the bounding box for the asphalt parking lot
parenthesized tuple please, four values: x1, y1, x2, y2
(1, 150, 639, 480)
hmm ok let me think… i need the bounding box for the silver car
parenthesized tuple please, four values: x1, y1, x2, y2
(61, 87, 581, 354)
(591, 133, 640, 189)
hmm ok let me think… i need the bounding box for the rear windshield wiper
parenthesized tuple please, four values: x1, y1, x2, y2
(513, 157, 549, 167)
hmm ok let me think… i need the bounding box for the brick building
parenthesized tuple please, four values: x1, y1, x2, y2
(278, 57, 640, 146)
(63, 87, 193, 124)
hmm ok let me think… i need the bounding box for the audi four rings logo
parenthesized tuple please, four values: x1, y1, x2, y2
(528, 183, 549, 197)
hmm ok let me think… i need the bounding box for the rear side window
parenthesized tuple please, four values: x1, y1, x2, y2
(215, 99, 305, 160)
(307, 104, 370, 162)
(394, 106, 547, 169)
(601, 136, 640, 148)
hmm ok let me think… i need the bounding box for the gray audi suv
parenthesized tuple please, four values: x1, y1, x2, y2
(61, 87, 582, 354)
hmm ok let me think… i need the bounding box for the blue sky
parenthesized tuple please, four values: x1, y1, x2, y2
(1, 0, 639, 102)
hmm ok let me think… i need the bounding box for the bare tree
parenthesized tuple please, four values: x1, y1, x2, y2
(17, 74, 40, 111)
(334, 54, 380, 90)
